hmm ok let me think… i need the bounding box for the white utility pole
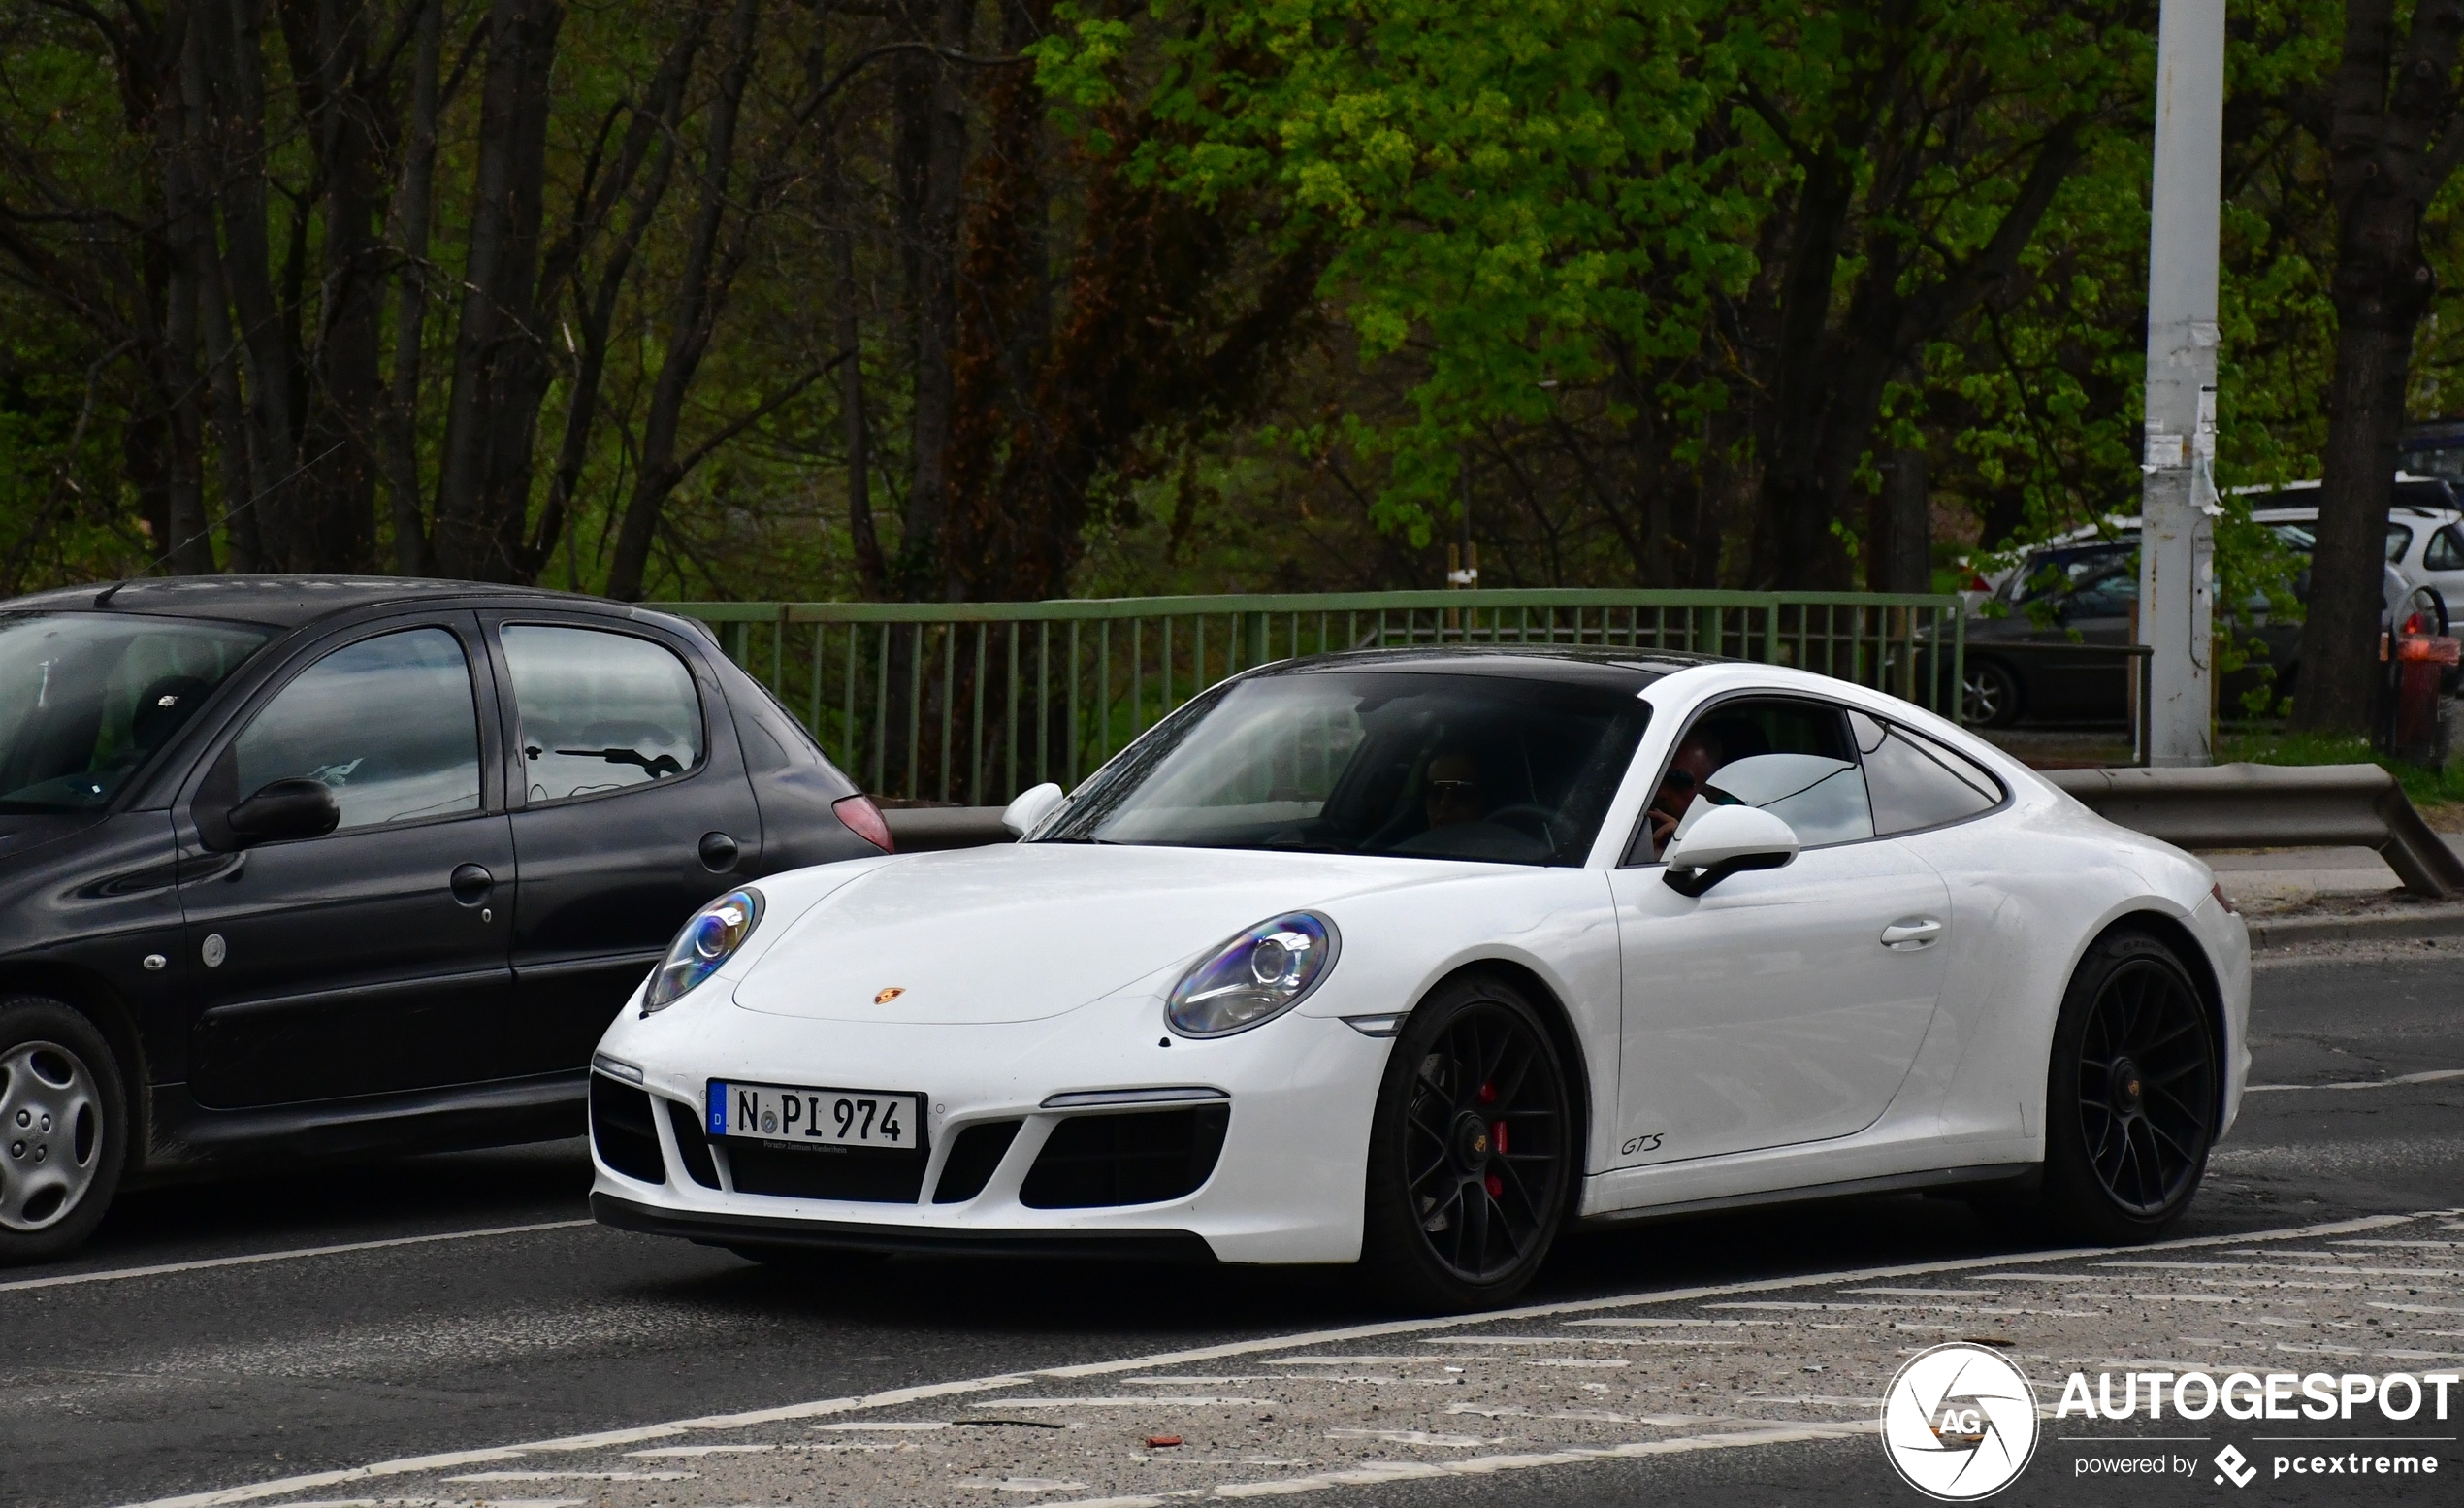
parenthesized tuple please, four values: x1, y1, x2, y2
(2137, 0, 2225, 767)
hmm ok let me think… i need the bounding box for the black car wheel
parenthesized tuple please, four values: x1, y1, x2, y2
(1360, 973, 1573, 1312)
(2040, 931, 2216, 1243)
(0, 998, 127, 1264)
(1962, 659, 2023, 728)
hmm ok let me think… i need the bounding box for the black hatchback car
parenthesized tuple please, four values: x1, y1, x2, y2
(0, 577, 889, 1261)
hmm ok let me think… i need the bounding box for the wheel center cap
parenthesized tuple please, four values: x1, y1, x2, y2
(2111, 1055, 2145, 1115)
(1451, 1111, 1491, 1171)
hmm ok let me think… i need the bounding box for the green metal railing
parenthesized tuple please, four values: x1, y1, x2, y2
(665, 589, 1967, 803)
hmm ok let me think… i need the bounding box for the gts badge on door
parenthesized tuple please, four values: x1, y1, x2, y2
(1620, 1131, 1666, 1159)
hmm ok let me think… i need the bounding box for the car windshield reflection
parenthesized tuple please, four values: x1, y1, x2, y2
(1034, 670, 1652, 866)
(0, 612, 271, 813)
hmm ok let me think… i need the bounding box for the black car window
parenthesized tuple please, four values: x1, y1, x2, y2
(2388, 524, 2416, 564)
(502, 625, 705, 803)
(1630, 697, 1872, 864)
(2005, 544, 2134, 608)
(0, 611, 269, 812)
(1850, 710, 2003, 835)
(2427, 526, 2464, 573)
(234, 627, 481, 831)
(2064, 557, 2139, 618)
(1039, 670, 1650, 867)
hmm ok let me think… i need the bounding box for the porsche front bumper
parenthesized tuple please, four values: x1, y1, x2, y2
(586, 988, 1395, 1264)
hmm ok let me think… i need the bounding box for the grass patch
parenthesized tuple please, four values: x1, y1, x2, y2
(2216, 727, 2464, 827)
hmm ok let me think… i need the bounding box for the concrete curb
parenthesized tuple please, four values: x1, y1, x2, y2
(2245, 903, 2464, 950)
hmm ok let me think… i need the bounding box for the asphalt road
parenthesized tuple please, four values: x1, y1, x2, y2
(4, 942, 2459, 1508)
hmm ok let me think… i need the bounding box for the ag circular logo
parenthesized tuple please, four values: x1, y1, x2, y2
(1879, 1343, 2039, 1500)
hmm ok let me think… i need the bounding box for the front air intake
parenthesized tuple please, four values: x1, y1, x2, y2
(932, 1120, 1021, 1203)
(1019, 1104, 1229, 1209)
(590, 1075, 665, 1185)
(663, 1099, 722, 1188)
(728, 1140, 928, 1202)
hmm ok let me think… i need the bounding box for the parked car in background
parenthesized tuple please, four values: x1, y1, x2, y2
(1960, 490, 2461, 727)
(0, 576, 890, 1262)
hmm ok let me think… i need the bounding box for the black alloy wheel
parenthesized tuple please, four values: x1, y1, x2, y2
(0, 997, 128, 1264)
(1361, 974, 1572, 1311)
(1962, 660, 2023, 728)
(2041, 931, 2217, 1242)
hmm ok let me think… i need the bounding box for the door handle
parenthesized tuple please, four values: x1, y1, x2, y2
(1880, 917, 1942, 950)
(449, 863, 494, 906)
(698, 831, 740, 872)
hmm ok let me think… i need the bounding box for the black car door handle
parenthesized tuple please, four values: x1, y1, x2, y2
(698, 831, 740, 872)
(449, 864, 494, 906)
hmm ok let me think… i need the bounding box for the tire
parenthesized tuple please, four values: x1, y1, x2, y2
(1359, 973, 1575, 1312)
(0, 997, 127, 1264)
(2038, 931, 2217, 1244)
(1962, 659, 2024, 728)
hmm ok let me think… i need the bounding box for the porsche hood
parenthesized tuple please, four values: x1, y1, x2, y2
(728, 842, 1450, 1025)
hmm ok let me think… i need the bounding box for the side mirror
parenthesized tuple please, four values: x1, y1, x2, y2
(226, 777, 340, 845)
(1000, 781, 1066, 837)
(1662, 804, 1798, 898)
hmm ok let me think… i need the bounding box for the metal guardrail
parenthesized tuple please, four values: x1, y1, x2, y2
(2045, 762, 2464, 899)
(669, 590, 1966, 804)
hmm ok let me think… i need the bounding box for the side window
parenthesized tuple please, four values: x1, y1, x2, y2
(233, 628, 481, 831)
(502, 625, 705, 803)
(2427, 526, 2464, 573)
(1632, 698, 1873, 863)
(2387, 524, 2416, 564)
(1850, 711, 2004, 835)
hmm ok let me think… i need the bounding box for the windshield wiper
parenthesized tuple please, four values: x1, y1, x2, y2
(554, 746, 684, 777)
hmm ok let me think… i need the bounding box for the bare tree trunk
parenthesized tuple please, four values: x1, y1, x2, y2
(197, 0, 302, 563)
(892, 0, 975, 599)
(2301, 315, 2417, 731)
(837, 214, 884, 594)
(291, 0, 386, 572)
(383, 0, 442, 574)
(604, 0, 762, 600)
(155, 0, 214, 574)
(2291, 0, 2464, 735)
(527, 14, 709, 583)
(433, 0, 564, 580)
(1870, 447, 1930, 593)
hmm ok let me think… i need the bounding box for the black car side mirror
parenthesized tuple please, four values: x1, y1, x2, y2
(226, 778, 340, 845)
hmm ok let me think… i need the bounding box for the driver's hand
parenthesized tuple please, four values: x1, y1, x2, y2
(1646, 805, 1677, 852)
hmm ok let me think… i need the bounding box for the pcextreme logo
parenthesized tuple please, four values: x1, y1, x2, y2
(1881, 1343, 2041, 1500)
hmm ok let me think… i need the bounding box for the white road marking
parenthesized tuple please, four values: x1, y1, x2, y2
(110, 1210, 2418, 1508)
(2244, 1069, 2464, 1093)
(623, 1445, 778, 1458)
(1045, 1422, 1876, 1507)
(0, 1221, 595, 1296)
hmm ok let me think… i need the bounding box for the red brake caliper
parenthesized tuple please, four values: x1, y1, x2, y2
(1479, 1081, 1506, 1197)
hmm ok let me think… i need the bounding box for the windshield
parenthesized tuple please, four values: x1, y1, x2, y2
(1036, 670, 1652, 865)
(0, 612, 271, 812)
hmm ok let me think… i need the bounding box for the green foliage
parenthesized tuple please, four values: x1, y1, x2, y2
(2218, 727, 2464, 811)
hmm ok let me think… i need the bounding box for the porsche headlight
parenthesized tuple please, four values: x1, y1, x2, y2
(1166, 911, 1340, 1037)
(643, 886, 764, 1014)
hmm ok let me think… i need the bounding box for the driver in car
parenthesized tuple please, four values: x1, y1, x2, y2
(1644, 730, 1725, 857)
(1423, 750, 1487, 830)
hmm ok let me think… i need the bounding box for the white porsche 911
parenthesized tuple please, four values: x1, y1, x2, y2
(588, 648, 2247, 1310)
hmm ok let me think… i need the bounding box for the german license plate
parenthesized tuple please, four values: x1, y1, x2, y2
(707, 1081, 922, 1149)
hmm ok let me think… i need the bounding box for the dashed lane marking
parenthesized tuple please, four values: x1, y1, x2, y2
(1040, 1421, 1875, 1506)
(0, 1221, 596, 1296)
(107, 1210, 2420, 1508)
(2244, 1068, 2464, 1092)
